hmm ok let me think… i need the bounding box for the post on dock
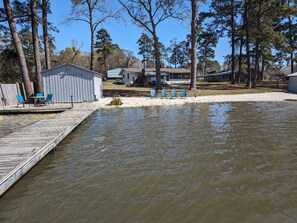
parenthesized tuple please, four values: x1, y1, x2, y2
(71, 95, 73, 108)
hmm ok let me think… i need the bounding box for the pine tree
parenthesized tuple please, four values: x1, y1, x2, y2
(167, 39, 190, 68)
(30, 0, 43, 93)
(275, 0, 297, 74)
(196, 28, 217, 75)
(209, 0, 242, 84)
(95, 28, 117, 79)
(137, 33, 153, 68)
(42, 0, 51, 69)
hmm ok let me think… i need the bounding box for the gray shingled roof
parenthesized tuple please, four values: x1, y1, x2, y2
(279, 66, 297, 75)
(42, 63, 103, 77)
(288, 72, 297, 77)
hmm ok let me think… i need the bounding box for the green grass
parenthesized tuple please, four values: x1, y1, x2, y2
(103, 80, 286, 97)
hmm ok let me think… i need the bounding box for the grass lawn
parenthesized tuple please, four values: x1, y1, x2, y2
(103, 80, 287, 97)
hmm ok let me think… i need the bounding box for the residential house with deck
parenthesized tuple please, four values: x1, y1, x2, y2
(120, 68, 191, 85)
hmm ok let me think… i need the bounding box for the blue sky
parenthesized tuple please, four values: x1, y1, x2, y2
(2, 0, 230, 65)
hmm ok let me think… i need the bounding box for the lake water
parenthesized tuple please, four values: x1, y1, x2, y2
(0, 102, 297, 223)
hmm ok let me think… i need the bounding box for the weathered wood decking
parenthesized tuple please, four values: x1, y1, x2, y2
(0, 103, 98, 196)
(0, 103, 72, 114)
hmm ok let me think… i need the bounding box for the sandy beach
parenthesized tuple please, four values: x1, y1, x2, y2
(96, 92, 297, 108)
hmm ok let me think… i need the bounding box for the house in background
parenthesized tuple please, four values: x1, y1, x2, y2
(120, 68, 190, 85)
(204, 69, 263, 82)
(42, 63, 103, 103)
(203, 70, 235, 82)
(107, 68, 122, 80)
(279, 66, 297, 76)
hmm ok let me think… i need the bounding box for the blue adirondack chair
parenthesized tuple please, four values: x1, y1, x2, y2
(180, 89, 187, 98)
(40, 93, 54, 105)
(150, 89, 157, 99)
(171, 89, 177, 98)
(16, 94, 29, 107)
(161, 89, 167, 98)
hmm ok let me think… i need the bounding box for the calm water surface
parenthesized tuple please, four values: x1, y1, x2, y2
(0, 102, 297, 223)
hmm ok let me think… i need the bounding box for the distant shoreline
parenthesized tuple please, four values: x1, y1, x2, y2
(96, 92, 297, 108)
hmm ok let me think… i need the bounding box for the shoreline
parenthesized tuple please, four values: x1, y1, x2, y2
(96, 92, 297, 108)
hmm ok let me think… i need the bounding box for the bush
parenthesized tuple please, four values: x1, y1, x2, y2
(107, 97, 123, 106)
(113, 79, 124, 85)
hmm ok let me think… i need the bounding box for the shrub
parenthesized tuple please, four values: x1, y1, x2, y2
(113, 79, 124, 85)
(108, 97, 123, 106)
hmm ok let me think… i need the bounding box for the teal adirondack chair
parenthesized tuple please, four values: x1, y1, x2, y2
(150, 90, 157, 99)
(180, 89, 187, 98)
(40, 93, 54, 105)
(171, 89, 177, 98)
(16, 94, 29, 107)
(161, 89, 167, 98)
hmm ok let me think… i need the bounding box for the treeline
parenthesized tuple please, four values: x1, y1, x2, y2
(0, 0, 138, 97)
(119, 0, 297, 89)
(0, 0, 296, 96)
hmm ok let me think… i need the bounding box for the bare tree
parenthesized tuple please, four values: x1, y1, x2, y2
(118, 0, 183, 90)
(42, 0, 51, 69)
(67, 0, 119, 70)
(3, 0, 33, 98)
(30, 0, 43, 93)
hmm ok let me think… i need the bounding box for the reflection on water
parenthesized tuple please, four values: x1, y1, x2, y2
(1, 102, 297, 223)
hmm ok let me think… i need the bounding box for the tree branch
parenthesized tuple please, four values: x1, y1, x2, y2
(118, 0, 153, 34)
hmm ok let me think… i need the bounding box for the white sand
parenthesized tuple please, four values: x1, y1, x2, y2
(96, 92, 297, 108)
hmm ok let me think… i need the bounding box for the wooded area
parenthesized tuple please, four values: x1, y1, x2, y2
(0, 0, 296, 95)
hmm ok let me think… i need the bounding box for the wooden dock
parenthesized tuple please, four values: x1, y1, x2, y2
(0, 104, 72, 115)
(0, 103, 98, 196)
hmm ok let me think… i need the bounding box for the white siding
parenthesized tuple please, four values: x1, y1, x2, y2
(43, 64, 97, 103)
(94, 75, 103, 99)
(122, 71, 137, 84)
(289, 75, 297, 93)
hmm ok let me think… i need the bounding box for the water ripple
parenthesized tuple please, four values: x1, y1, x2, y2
(1, 102, 297, 223)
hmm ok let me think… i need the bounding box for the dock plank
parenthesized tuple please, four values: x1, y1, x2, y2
(0, 103, 98, 196)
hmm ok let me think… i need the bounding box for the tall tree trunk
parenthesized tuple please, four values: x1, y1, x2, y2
(237, 33, 243, 84)
(152, 31, 161, 90)
(245, 0, 252, 88)
(190, 0, 197, 90)
(288, 23, 294, 74)
(90, 25, 95, 70)
(88, 4, 94, 71)
(261, 55, 265, 80)
(231, 0, 236, 84)
(87, 1, 94, 70)
(288, 0, 294, 74)
(31, 0, 43, 93)
(154, 36, 162, 89)
(174, 51, 177, 68)
(3, 0, 33, 98)
(42, 0, 51, 69)
(252, 1, 262, 88)
(253, 41, 259, 88)
(103, 51, 108, 79)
